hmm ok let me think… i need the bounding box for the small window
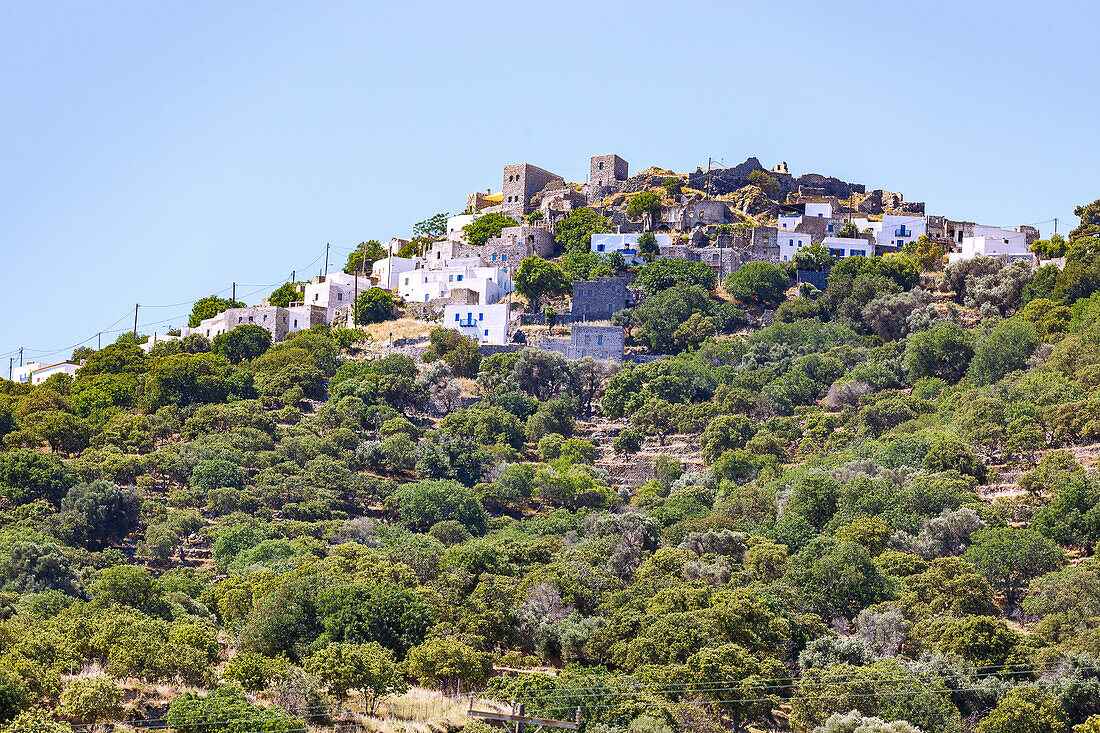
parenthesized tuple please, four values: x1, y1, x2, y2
(478, 313, 484, 321)
(337, 293, 342, 301)
(501, 254, 506, 261)
(484, 330, 489, 336)
(597, 244, 605, 252)
(598, 335, 604, 345)
(455, 314, 460, 321)
(599, 162, 604, 170)
(293, 320, 298, 327)
(263, 315, 267, 321)
(238, 317, 243, 323)
(248, 316, 254, 323)
(457, 274, 463, 281)
(492, 254, 497, 261)
(206, 330, 210, 336)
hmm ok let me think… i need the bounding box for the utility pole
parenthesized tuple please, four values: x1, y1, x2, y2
(232, 282, 236, 302)
(7, 358, 11, 381)
(705, 157, 713, 200)
(133, 304, 139, 340)
(1054, 218, 1059, 237)
(18, 347, 23, 367)
(97, 332, 101, 349)
(352, 254, 359, 328)
(324, 243, 330, 278)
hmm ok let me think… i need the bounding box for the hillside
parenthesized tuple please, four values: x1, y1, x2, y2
(0, 199, 1098, 733)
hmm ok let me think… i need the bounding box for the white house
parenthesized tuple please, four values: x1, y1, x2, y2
(805, 202, 833, 219)
(446, 213, 478, 240)
(778, 214, 802, 230)
(398, 265, 509, 305)
(300, 272, 375, 322)
(950, 227, 1031, 263)
(11, 361, 42, 383)
(822, 237, 872, 259)
(444, 303, 510, 345)
(590, 233, 673, 265)
(876, 215, 927, 250)
(28, 362, 80, 385)
(778, 232, 813, 262)
(372, 256, 421, 289)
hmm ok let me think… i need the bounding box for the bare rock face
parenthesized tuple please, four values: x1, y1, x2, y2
(727, 185, 778, 218)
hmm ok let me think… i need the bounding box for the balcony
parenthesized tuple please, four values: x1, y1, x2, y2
(893, 226, 911, 237)
(456, 318, 477, 328)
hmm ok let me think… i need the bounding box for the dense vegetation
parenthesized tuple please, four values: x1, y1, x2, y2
(1, 201, 1100, 733)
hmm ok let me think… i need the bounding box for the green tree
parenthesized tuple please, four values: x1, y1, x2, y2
(631, 398, 679, 446)
(637, 232, 660, 263)
(964, 527, 1066, 605)
(267, 281, 303, 307)
(976, 687, 1067, 733)
(59, 480, 142, 548)
(189, 295, 245, 328)
(462, 213, 517, 246)
(402, 638, 492, 692)
(213, 324, 272, 364)
(904, 235, 947, 272)
(967, 318, 1039, 385)
(57, 675, 123, 725)
(0, 668, 31, 726)
(343, 240, 386, 275)
(626, 192, 662, 229)
(354, 288, 397, 325)
(555, 208, 613, 253)
(2, 710, 72, 733)
(515, 257, 571, 311)
(305, 642, 406, 711)
(1070, 199, 1100, 242)
(725, 262, 789, 305)
(222, 652, 288, 691)
(1032, 233, 1069, 260)
(637, 258, 718, 296)
(793, 243, 835, 272)
(747, 170, 779, 198)
(389, 479, 489, 534)
(92, 565, 167, 616)
(632, 284, 715, 353)
(414, 213, 449, 239)
(166, 685, 304, 733)
(905, 322, 975, 383)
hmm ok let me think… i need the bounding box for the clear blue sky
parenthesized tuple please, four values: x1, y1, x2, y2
(2, 0, 1096, 364)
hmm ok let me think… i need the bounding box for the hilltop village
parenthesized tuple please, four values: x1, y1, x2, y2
(4, 155, 1100, 733)
(15, 154, 1042, 382)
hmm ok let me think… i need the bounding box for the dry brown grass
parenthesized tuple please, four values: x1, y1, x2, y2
(361, 318, 434, 344)
(350, 687, 507, 733)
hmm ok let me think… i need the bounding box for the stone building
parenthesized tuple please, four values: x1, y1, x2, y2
(538, 325, 625, 362)
(183, 304, 327, 342)
(485, 225, 555, 258)
(503, 163, 562, 217)
(683, 200, 735, 229)
(571, 277, 632, 320)
(590, 155, 628, 187)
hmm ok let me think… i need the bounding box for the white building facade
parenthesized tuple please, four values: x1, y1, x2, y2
(300, 272, 375, 323)
(29, 362, 80, 385)
(949, 227, 1032, 263)
(875, 215, 927, 250)
(822, 237, 872, 258)
(443, 303, 510, 345)
(372, 256, 421, 289)
(398, 265, 509, 305)
(778, 232, 813, 262)
(590, 233, 674, 265)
